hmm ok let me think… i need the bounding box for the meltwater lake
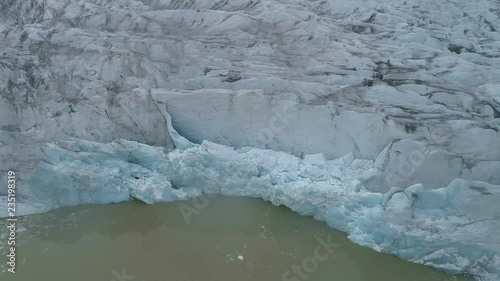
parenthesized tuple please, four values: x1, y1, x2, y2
(0, 196, 474, 281)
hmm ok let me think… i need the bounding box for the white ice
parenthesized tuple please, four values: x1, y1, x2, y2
(1, 0, 500, 280)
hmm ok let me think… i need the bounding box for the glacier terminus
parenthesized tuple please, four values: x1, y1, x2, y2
(0, 0, 499, 280)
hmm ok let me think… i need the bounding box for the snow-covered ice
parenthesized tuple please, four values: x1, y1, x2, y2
(1, 0, 500, 280)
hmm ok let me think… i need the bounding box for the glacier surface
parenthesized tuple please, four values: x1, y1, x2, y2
(1, 0, 500, 280)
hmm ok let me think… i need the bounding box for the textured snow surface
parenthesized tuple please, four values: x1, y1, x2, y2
(1, 0, 500, 280)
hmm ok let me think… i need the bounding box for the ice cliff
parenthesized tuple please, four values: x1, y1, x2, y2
(1, 0, 499, 280)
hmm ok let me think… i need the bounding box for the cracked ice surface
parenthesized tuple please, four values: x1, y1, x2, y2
(1, 0, 500, 189)
(1, 0, 500, 280)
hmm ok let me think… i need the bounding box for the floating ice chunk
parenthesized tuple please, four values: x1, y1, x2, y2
(16, 227, 26, 233)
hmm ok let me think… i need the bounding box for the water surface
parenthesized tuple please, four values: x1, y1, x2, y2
(0, 196, 474, 281)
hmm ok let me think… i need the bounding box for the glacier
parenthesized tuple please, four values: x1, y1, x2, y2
(1, 0, 500, 280)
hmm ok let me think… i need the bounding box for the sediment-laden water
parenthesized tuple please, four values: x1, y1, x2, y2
(0, 196, 473, 281)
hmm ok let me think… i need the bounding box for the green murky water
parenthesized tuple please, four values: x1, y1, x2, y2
(0, 196, 473, 281)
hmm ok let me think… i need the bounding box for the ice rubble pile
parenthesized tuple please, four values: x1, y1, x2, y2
(2, 127, 500, 280)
